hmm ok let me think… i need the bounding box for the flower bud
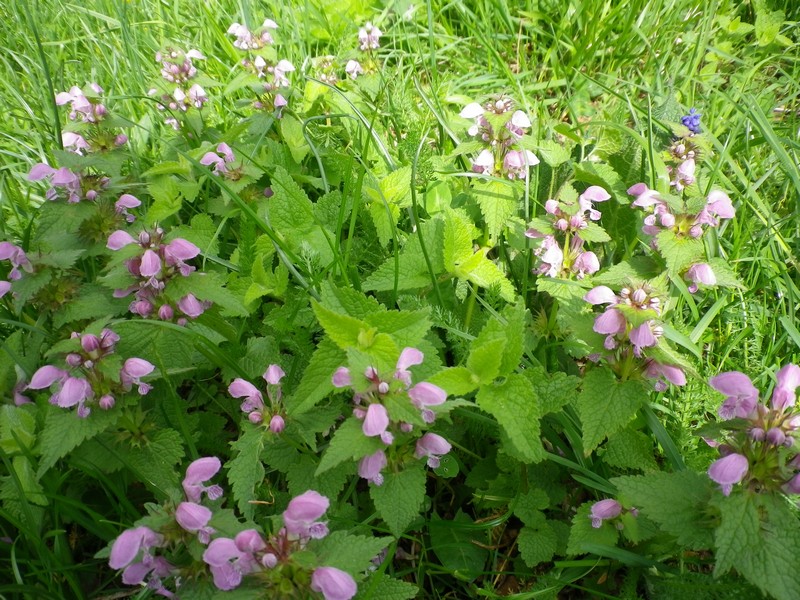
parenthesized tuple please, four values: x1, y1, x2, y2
(269, 414, 285, 433)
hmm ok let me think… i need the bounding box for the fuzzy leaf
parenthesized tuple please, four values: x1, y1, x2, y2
(427, 367, 479, 396)
(227, 425, 266, 521)
(287, 337, 345, 415)
(429, 510, 488, 580)
(126, 428, 185, 497)
(355, 575, 418, 600)
(566, 502, 619, 555)
(315, 531, 391, 573)
(37, 406, 120, 476)
(602, 428, 659, 472)
(656, 230, 704, 275)
(611, 470, 714, 550)
(577, 368, 650, 453)
(316, 418, 385, 475)
(473, 180, 518, 243)
(477, 373, 544, 463)
(518, 514, 558, 567)
(287, 456, 352, 500)
(370, 462, 427, 536)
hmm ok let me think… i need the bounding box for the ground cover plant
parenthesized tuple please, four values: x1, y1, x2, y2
(1, 0, 800, 598)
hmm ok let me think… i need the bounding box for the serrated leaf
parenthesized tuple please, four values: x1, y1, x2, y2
(320, 281, 383, 319)
(514, 488, 550, 524)
(518, 515, 558, 567)
(524, 367, 580, 415)
(167, 271, 249, 318)
(363, 309, 431, 349)
(537, 140, 571, 167)
(477, 373, 544, 463)
(37, 406, 120, 476)
(453, 248, 515, 302)
(53, 283, 129, 328)
(469, 303, 527, 378)
(126, 428, 184, 497)
(573, 163, 628, 202)
(280, 114, 310, 163)
(578, 222, 611, 243)
(466, 338, 505, 384)
(611, 470, 714, 550)
(566, 502, 619, 555)
(706, 257, 745, 289)
(656, 230, 704, 274)
(317, 418, 385, 475)
(355, 575, 418, 600)
(443, 209, 477, 269)
(0, 406, 37, 453)
(147, 175, 182, 223)
(577, 368, 650, 453)
(602, 428, 659, 472)
(428, 367, 479, 396)
(472, 180, 518, 242)
(755, 6, 784, 46)
(315, 531, 390, 573)
(228, 426, 266, 520)
(287, 455, 352, 500)
(370, 462, 427, 536)
(287, 338, 345, 415)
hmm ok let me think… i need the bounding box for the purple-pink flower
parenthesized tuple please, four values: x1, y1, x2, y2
(311, 567, 358, 600)
(710, 371, 759, 420)
(589, 499, 622, 528)
(358, 450, 387, 485)
(182, 457, 224, 503)
(414, 433, 452, 468)
(283, 490, 329, 540)
(708, 453, 749, 496)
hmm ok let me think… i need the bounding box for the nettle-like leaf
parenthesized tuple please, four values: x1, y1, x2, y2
(363, 217, 445, 293)
(227, 425, 266, 521)
(577, 367, 651, 453)
(369, 461, 427, 536)
(477, 373, 545, 463)
(444, 209, 515, 302)
(125, 427, 185, 498)
(517, 512, 559, 567)
(523, 367, 580, 416)
(713, 493, 800, 600)
(316, 417, 385, 475)
(611, 470, 714, 550)
(365, 166, 413, 247)
(655, 230, 704, 274)
(268, 166, 336, 267)
(601, 427, 659, 472)
(315, 530, 391, 574)
(37, 406, 121, 476)
(355, 575, 418, 600)
(287, 337, 346, 416)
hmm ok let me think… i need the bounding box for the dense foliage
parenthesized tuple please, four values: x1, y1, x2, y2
(1, 0, 800, 598)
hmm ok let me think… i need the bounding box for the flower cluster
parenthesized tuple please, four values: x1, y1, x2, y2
(525, 186, 611, 279)
(107, 227, 210, 323)
(28, 164, 110, 204)
(26, 328, 154, 417)
(344, 21, 383, 80)
(681, 107, 702, 135)
(706, 365, 800, 496)
(333, 348, 452, 486)
(202, 490, 357, 599)
(628, 184, 734, 292)
(583, 283, 686, 389)
(200, 143, 243, 179)
(589, 499, 637, 529)
(55, 84, 128, 152)
(148, 48, 207, 130)
(228, 364, 287, 431)
(227, 18, 293, 116)
(459, 97, 539, 180)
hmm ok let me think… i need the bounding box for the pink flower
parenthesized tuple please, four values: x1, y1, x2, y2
(311, 567, 357, 600)
(685, 263, 716, 293)
(332, 367, 352, 387)
(358, 22, 382, 51)
(358, 450, 387, 485)
(182, 457, 223, 503)
(395, 347, 423, 385)
(345, 60, 363, 79)
(203, 537, 258, 590)
(414, 432, 451, 468)
(362, 403, 389, 436)
(175, 502, 215, 544)
(644, 362, 686, 391)
(120, 358, 155, 394)
(708, 453, 749, 496)
(263, 364, 285, 385)
(771, 364, 800, 411)
(589, 499, 622, 528)
(283, 490, 329, 539)
(710, 371, 759, 420)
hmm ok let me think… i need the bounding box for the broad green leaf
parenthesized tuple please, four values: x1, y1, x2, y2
(171, 214, 219, 256)
(572, 163, 628, 202)
(287, 337, 345, 415)
(523, 367, 580, 415)
(370, 462, 427, 536)
(655, 230, 704, 274)
(707, 257, 745, 289)
(320, 281, 383, 319)
(37, 406, 120, 476)
(316, 418, 385, 475)
(355, 575, 418, 600)
(53, 283, 129, 328)
(147, 175, 182, 223)
(518, 514, 558, 567)
(513, 488, 550, 525)
(601, 428, 659, 472)
(363, 309, 431, 349)
(429, 511, 488, 580)
(315, 531, 391, 574)
(126, 428, 184, 497)
(443, 209, 478, 270)
(472, 180, 518, 242)
(453, 248, 515, 302)
(312, 301, 370, 349)
(228, 425, 266, 521)
(280, 114, 310, 163)
(0, 406, 36, 453)
(469, 302, 527, 377)
(577, 368, 650, 453)
(477, 373, 544, 463)
(286, 455, 352, 500)
(427, 367, 479, 396)
(578, 222, 611, 243)
(755, 6, 784, 46)
(612, 470, 714, 550)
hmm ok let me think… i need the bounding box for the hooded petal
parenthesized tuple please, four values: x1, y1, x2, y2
(708, 453, 748, 494)
(772, 364, 800, 411)
(362, 403, 390, 436)
(459, 102, 484, 119)
(593, 308, 626, 335)
(311, 567, 358, 600)
(28, 365, 67, 389)
(175, 502, 213, 532)
(107, 230, 137, 250)
(408, 382, 447, 407)
(583, 286, 617, 305)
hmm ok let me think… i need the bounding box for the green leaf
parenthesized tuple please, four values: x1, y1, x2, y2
(171, 214, 219, 256)
(472, 180, 518, 242)
(707, 257, 745, 289)
(577, 368, 650, 453)
(427, 367, 479, 396)
(320, 281, 383, 319)
(466, 338, 505, 384)
(714, 494, 800, 600)
(429, 510, 488, 580)
(317, 418, 385, 475)
(572, 163, 629, 202)
(469, 302, 527, 378)
(147, 175, 182, 223)
(370, 462, 427, 536)
(477, 373, 544, 463)
(612, 470, 714, 550)
(286, 455, 352, 501)
(126, 428, 184, 497)
(363, 309, 431, 350)
(37, 406, 120, 476)
(53, 283, 129, 328)
(602, 428, 659, 472)
(355, 575, 418, 600)
(280, 114, 310, 163)
(0, 406, 36, 454)
(566, 502, 619, 556)
(518, 514, 558, 567)
(228, 425, 266, 521)
(315, 531, 391, 573)
(287, 338, 345, 415)
(755, 6, 784, 46)
(167, 271, 249, 318)
(655, 230, 704, 274)
(443, 209, 478, 269)
(577, 222, 611, 243)
(523, 368, 580, 415)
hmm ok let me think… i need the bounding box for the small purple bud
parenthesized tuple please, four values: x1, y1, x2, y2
(65, 353, 82, 367)
(766, 427, 786, 446)
(269, 414, 285, 433)
(332, 367, 352, 388)
(99, 395, 115, 410)
(590, 499, 622, 528)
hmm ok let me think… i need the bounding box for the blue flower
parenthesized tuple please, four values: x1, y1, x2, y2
(681, 107, 702, 134)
